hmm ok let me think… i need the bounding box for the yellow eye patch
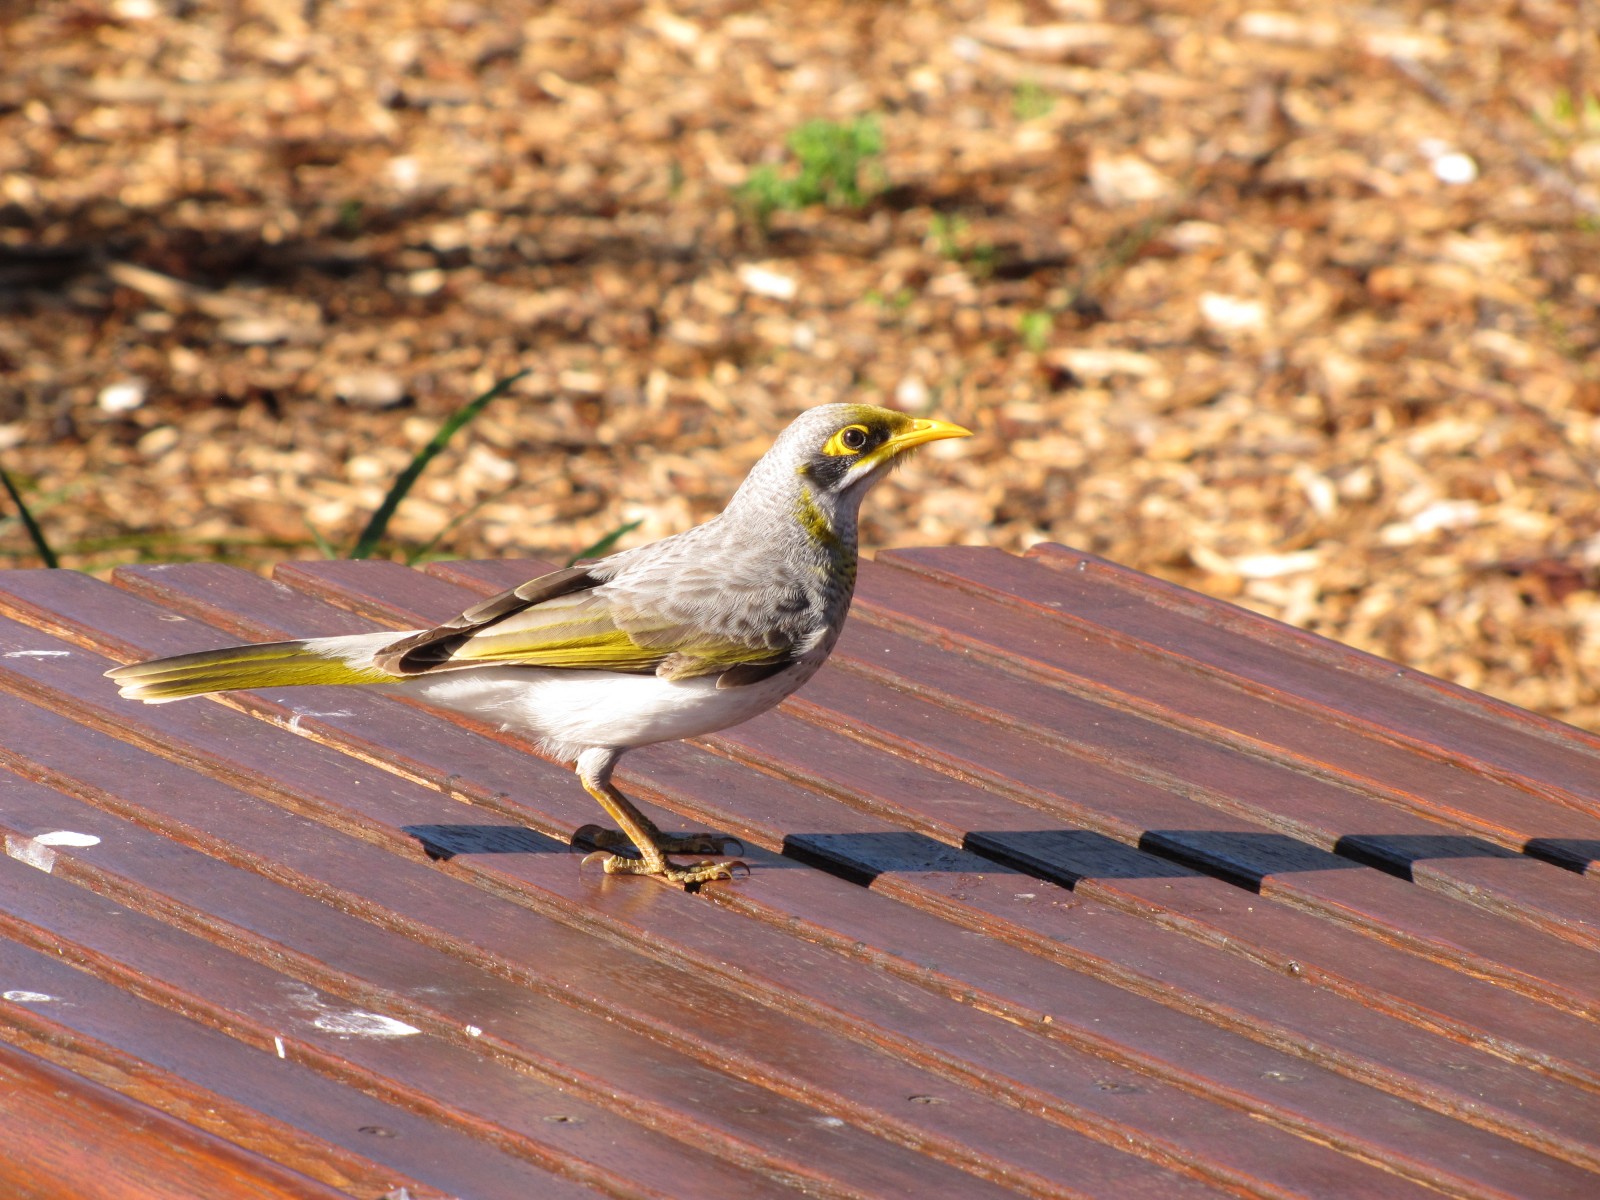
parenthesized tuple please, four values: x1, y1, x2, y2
(822, 424, 872, 457)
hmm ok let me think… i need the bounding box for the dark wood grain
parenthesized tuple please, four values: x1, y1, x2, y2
(959, 543, 1600, 813)
(250, 558, 1600, 1193)
(0, 566, 1452, 1200)
(0, 580, 1255, 1198)
(0, 549, 1596, 1200)
(0, 646, 1059, 1198)
(853, 551, 1600, 869)
(704, 705, 1600, 1091)
(0, 1039, 351, 1200)
(0, 938, 555, 1200)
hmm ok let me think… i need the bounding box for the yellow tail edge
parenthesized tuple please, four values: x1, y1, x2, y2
(105, 640, 392, 703)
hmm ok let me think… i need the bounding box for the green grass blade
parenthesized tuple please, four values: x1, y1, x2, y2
(1, 464, 60, 568)
(304, 515, 338, 559)
(349, 369, 528, 561)
(403, 483, 519, 566)
(567, 518, 642, 566)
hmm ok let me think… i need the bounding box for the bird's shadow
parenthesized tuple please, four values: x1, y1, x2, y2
(791, 826, 1597, 889)
(402, 823, 1598, 889)
(403, 824, 567, 861)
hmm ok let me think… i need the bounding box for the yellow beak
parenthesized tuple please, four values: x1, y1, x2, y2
(880, 417, 973, 457)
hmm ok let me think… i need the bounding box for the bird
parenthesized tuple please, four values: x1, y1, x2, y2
(107, 403, 972, 885)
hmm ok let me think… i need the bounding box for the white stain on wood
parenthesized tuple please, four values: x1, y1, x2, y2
(285, 709, 354, 733)
(33, 831, 102, 848)
(5, 830, 100, 873)
(280, 982, 421, 1039)
(6, 835, 56, 873)
(313, 1011, 421, 1038)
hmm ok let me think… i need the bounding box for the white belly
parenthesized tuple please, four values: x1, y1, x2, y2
(390, 661, 814, 762)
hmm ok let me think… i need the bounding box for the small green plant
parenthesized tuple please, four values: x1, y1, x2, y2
(6, 371, 540, 572)
(1018, 309, 1053, 353)
(327, 369, 528, 561)
(738, 115, 885, 224)
(1013, 80, 1055, 122)
(928, 213, 968, 260)
(335, 199, 366, 238)
(927, 213, 996, 277)
(864, 286, 916, 312)
(1547, 88, 1600, 132)
(1533, 87, 1600, 157)
(0, 465, 59, 568)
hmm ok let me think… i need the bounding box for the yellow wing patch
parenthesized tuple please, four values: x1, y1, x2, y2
(442, 624, 665, 672)
(390, 584, 788, 678)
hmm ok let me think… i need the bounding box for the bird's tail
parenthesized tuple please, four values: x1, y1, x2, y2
(106, 631, 407, 704)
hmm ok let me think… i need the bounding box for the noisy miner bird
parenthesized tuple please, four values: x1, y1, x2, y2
(108, 403, 971, 884)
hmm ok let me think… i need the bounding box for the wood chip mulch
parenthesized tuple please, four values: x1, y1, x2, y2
(3, 0, 1599, 730)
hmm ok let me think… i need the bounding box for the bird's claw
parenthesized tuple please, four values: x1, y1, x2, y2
(573, 824, 742, 858)
(578, 848, 747, 887)
(578, 849, 613, 872)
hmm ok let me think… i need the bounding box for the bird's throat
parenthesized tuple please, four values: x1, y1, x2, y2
(795, 486, 859, 593)
(795, 486, 844, 553)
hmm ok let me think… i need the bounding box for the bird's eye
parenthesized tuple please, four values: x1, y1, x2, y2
(821, 423, 874, 457)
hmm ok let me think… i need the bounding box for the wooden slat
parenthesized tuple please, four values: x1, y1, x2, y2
(0, 697, 1455, 1200)
(420, 559, 1600, 1001)
(1019, 542, 1600, 772)
(941, 543, 1600, 819)
(0, 849, 783, 1200)
(702, 710, 1600, 1091)
(807, 615, 1600, 955)
(0, 588, 1256, 1198)
(1, 557, 1596, 1198)
(84, 563, 1600, 1200)
(848, 552, 1600, 910)
(0, 1039, 350, 1200)
(0, 727, 1050, 1199)
(781, 657, 1600, 1006)
(0, 939, 565, 1200)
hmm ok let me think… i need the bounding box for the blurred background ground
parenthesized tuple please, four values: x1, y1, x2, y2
(2, 0, 1599, 730)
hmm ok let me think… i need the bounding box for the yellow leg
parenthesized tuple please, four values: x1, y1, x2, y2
(574, 748, 743, 885)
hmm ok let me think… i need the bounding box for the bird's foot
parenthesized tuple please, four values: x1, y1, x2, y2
(581, 849, 748, 886)
(573, 824, 743, 858)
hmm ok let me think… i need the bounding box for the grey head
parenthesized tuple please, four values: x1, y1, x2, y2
(717, 402, 972, 553)
(588, 403, 971, 649)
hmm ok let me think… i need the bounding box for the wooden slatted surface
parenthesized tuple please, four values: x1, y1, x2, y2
(0, 545, 1595, 1199)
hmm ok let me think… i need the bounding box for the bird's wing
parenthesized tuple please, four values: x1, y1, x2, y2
(374, 563, 792, 683)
